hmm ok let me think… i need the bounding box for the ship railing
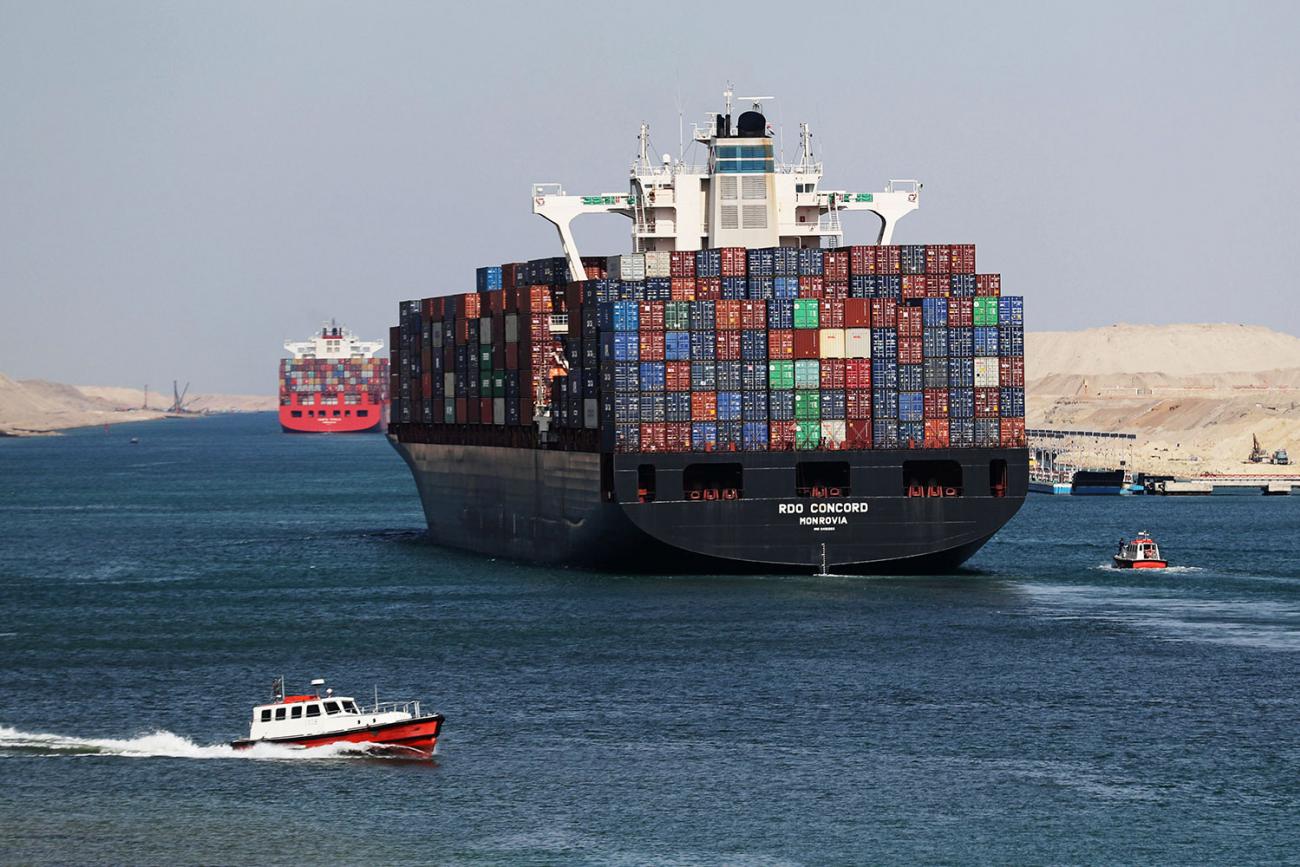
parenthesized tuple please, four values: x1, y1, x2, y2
(368, 699, 422, 717)
(885, 179, 921, 194)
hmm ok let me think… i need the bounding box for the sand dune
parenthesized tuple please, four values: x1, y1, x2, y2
(0, 374, 273, 435)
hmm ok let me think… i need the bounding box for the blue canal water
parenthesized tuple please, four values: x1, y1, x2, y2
(1, 414, 1298, 864)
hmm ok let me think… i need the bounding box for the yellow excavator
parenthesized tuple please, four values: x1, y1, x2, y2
(1249, 434, 1291, 465)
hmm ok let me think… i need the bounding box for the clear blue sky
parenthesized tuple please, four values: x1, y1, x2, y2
(2, 1, 1298, 393)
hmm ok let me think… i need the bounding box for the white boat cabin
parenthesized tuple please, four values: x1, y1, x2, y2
(1117, 534, 1162, 562)
(246, 693, 418, 741)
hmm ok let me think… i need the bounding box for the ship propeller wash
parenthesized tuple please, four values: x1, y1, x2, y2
(387, 89, 1028, 573)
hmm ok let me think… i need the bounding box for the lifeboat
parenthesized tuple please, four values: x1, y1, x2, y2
(1113, 532, 1168, 569)
(230, 677, 444, 757)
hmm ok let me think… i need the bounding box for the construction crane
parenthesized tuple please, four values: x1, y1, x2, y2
(168, 380, 194, 413)
(1249, 434, 1268, 463)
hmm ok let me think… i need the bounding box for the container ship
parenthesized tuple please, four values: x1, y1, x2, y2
(279, 323, 389, 433)
(387, 90, 1028, 572)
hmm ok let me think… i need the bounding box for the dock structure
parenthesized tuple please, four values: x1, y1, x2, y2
(1145, 474, 1299, 496)
(1027, 428, 1136, 494)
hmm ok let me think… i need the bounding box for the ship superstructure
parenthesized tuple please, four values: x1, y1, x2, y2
(279, 323, 389, 433)
(387, 90, 1028, 573)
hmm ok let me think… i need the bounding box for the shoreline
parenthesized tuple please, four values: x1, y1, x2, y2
(0, 409, 272, 438)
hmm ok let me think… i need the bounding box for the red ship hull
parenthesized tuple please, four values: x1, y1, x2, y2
(1114, 558, 1168, 569)
(231, 713, 444, 757)
(278, 400, 388, 433)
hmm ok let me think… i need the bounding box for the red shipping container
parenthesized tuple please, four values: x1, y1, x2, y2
(691, 391, 717, 420)
(505, 343, 519, 370)
(665, 361, 691, 391)
(460, 293, 481, 318)
(640, 423, 667, 452)
(846, 359, 872, 390)
(640, 330, 666, 361)
(875, 245, 902, 275)
(529, 314, 550, 340)
(925, 245, 951, 275)
(998, 356, 1026, 387)
(503, 285, 519, 313)
(1000, 418, 1026, 447)
(847, 419, 872, 447)
(901, 274, 927, 300)
(666, 422, 691, 452)
(769, 421, 797, 450)
(638, 301, 665, 329)
(924, 418, 950, 448)
(924, 388, 950, 419)
(844, 298, 870, 327)
(898, 338, 923, 365)
(793, 329, 821, 359)
(479, 397, 493, 423)
(456, 318, 470, 345)
(420, 372, 432, 399)
(696, 276, 722, 301)
(493, 343, 505, 369)
(768, 330, 794, 359)
(670, 251, 696, 278)
(848, 245, 875, 276)
(823, 250, 849, 281)
(975, 274, 1001, 297)
(715, 299, 742, 330)
(822, 298, 846, 328)
(670, 277, 697, 301)
(925, 274, 949, 298)
(952, 244, 976, 274)
(847, 389, 873, 419)
(526, 286, 552, 312)
(518, 397, 533, 424)
(720, 247, 747, 276)
(870, 299, 898, 329)
(975, 387, 1001, 418)
(562, 284, 582, 311)
(455, 397, 467, 423)
(948, 297, 974, 327)
(715, 330, 741, 360)
(824, 280, 849, 300)
(741, 300, 767, 329)
(820, 359, 846, 389)
(466, 396, 480, 424)
(798, 275, 824, 295)
(897, 306, 924, 337)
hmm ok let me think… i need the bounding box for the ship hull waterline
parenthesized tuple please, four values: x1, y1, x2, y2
(389, 438, 1028, 574)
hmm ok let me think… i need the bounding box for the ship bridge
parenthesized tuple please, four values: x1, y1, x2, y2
(284, 323, 383, 360)
(532, 87, 922, 282)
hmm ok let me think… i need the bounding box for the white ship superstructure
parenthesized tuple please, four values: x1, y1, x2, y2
(284, 322, 383, 361)
(532, 87, 923, 282)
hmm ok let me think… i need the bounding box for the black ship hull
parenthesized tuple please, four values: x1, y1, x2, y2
(388, 437, 1028, 574)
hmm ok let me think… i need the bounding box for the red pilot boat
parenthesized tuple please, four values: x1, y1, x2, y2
(231, 678, 444, 757)
(1113, 532, 1168, 569)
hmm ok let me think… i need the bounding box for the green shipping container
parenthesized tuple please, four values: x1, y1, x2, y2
(493, 371, 506, 397)
(794, 390, 821, 420)
(794, 359, 820, 389)
(768, 360, 794, 390)
(665, 301, 690, 331)
(479, 347, 493, 365)
(796, 420, 822, 449)
(794, 298, 820, 329)
(974, 297, 999, 326)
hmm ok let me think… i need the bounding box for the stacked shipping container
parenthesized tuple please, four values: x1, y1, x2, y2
(392, 244, 1026, 453)
(280, 357, 389, 405)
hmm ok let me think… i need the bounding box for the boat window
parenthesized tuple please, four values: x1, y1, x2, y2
(904, 460, 963, 497)
(344, 701, 359, 713)
(290, 410, 302, 418)
(796, 461, 851, 497)
(990, 459, 1008, 498)
(259, 709, 272, 722)
(683, 463, 743, 501)
(274, 707, 286, 721)
(306, 704, 321, 717)
(357, 410, 369, 417)
(291, 705, 303, 719)
(638, 464, 656, 503)
(324, 701, 341, 715)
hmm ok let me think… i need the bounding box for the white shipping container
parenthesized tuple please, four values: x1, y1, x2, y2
(493, 397, 506, 425)
(846, 328, 872, 358)
(584, 398, 599, 429)
(821, 420, 847, 449)
(607, 253, 646, 281)
(444, 373, 456, 393)
(429, 329, 444, 349)
(819, 328, 846, 358)
(643, 250, 671, 278)
(479, 317, 492, 344)
(505, 313, 519, 343)
(974, 356, 1000, 387)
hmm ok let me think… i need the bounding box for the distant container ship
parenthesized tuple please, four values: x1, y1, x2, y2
(386, 90, 1028, 572)
(279, 323, 389, 433)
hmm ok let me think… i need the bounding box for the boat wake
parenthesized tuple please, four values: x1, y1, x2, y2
(1093, 564, 1203, 574)
(0, 726, 424, 761)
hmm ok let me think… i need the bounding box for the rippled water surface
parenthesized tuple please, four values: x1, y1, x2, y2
(1, 415, 1298, 864)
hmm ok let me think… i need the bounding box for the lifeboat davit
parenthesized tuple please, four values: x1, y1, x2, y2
(230, 677, 444, 758)
(1113, 532, 1168, 569)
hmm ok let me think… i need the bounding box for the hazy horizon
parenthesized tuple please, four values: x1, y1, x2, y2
(3, 1, 1298, 393)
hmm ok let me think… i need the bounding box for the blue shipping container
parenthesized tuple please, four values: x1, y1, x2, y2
(742, 421, 770, 450)
(948, 357, 974, 388)
(690, 301, 716, 330)
(741, 360, 767, 389)
(666, 391, 692, 421)
(899, 421, 924, 446)
(741, 330, 767, 361)
(691, 422, 718, 451)
(948, 327, 974, 358)
(999, 326, 1025, 356)
(974, 326, 999, 356)
(639, 361, 665, 391)
(922, 297, 949, 327)
(872, 358, 899, 389)
(744, 276, 773, 300)
(873, 387, 899, 417)
(690, 360, 717, 390)
(821, 390, 847, 419)
(949, 418, 975, 447)
(742, 390, 769, 420)
(696, 248, 722, 278)
(949, 274, 976, 298)
(769, 389, 795, 421)
(899, 364, 923, 392)
(717, 391, 742, 421)
(747, 247, 776, 277)
(665, 331, 691, 361)
(1000, 387, 1026, 417)
(717, 360, 742, 391)
(639, 393, 666, 422)
(949, 387, 975, 418)
(923, 328, 948, 358)
(775, 246, 800, 276)
(689, 332, 717, 360)
(773, 276, 799, 299)
(898, 391, 925, 422)
(797, 248, 824, 277)
(768, 299, 795, 329)
(998, 296, 1025, 326)
(873, 418, 899, 448)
